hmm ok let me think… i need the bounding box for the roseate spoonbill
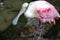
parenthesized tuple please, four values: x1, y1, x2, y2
(12, 0, 60, 40)
(12, 0, 60, 25)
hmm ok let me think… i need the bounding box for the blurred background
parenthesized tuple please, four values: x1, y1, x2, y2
(0, 0, 60, 40)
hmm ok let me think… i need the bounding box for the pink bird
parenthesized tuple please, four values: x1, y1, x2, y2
(12, 0, 60, 25)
